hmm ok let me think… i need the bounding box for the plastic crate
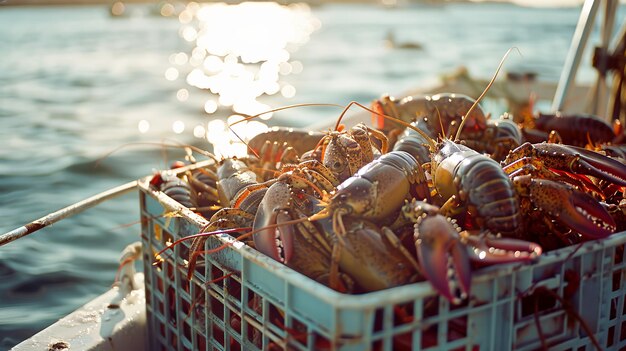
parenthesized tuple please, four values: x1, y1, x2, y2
(139, 164, 626, 351)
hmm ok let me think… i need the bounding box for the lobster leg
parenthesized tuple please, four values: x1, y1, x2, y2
(567, 146, 626, 186)
(188, 208, 255, 279)
(504, 161, 606, 199)
(504, 142, 626, 187)
(362, 124, 389, 154)
(381, 226, 420, 272)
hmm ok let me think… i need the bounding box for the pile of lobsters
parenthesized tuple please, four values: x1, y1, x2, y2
(153, 93, 626, 304)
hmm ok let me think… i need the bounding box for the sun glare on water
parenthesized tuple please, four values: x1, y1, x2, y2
(164, 1, 320, 157)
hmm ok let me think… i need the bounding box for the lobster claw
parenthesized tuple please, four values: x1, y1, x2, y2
(464, 233, 542, 265)
(414, 213, 471, 305)
(567, 145, 626, 187)
(515, 175, 616, 239)
(253, 181, 295, 264)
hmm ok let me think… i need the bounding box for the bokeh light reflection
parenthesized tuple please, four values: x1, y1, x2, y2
(182, 3, 316, 109)
(174, 52, 188, 65)
(193, 124, 206, 138)
(172, 120, 185, 134)
(138, 120, 150, 134)
(165, 67, 179, 81)
(176, 88, 189, 101)
(169, 2, 319, 154)
(160, 3, 175, 17)
(204, 100, 218, 114)
(205, 115, 271, 158)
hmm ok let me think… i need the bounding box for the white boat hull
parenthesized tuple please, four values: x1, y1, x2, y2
(11, 273, 146, 351)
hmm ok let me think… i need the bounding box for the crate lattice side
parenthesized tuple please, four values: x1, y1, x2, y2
(139, 178, 626, 351)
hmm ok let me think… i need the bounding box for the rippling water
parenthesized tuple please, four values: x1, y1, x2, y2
(0, 1, 624, 347)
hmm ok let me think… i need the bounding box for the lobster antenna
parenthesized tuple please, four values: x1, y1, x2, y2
(162, 137, 220, 162)
(228, 127, 261, 158)
(454, 47, 521, 142)
(154, 227, 251, 261)
(227, 100, 437, 153)
(226, 103, 345, 158)
(343, 101, 437, 150)
(96, 141, 219, 168)
(433, 105, 447, 140)
(187, 216, 315, 260)
(229, 103, 344, 127)
(334, 101, 360, 131)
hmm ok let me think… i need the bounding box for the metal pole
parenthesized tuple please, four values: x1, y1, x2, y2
(0, 180, 138, 247)
(552, 0, 600, 112)
(589, 0, 617, 120)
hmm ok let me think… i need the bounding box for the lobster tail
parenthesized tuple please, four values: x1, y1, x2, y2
(460, 156, 523, 237)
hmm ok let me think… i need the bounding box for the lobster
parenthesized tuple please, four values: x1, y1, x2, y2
(426, 117, 620, 245)
(314, 122, 389, 182)
(187, 157, 269, 278)
(502, 142, 626, 196)
(186, 166, 221, 218)
(248, 167, 419, 293)
(251, 158, 340, 264)
(316, 215, 420, 293)
(252, 185, 357, 291)
(156, 171, 198, 210)
(249, 139, 300, 181)
(319, 150, 431, 236)
(404, 50, 624, 244)
(499, 142, 626, 241)
(511, 175, 616, 248)
(371, 93, 488, 141)
(248, 126, 325, 158)
(521, 112, 617, 147)
(460, 113, 523, 162)
(429, 138, 524, 237)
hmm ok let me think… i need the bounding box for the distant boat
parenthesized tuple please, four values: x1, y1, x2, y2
(109, 1, 127, 17)
(384, 30, 423, 50)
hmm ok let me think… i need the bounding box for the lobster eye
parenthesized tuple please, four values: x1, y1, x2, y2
(332, 161, 342, 170)
(338, 193, 348, 201)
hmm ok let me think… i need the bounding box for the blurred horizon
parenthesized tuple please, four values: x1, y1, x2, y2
(0, 0, 598, 8)
(2, 0, 625, 346)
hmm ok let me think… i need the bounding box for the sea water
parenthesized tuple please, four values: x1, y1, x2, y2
(0, 1, 624, 347)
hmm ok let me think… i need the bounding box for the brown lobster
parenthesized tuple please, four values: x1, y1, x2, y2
(251, 171, 419, 293)
(187, 157, 269, 278)
(460, 113, 523, 162)
(248, 126, 325, 158)
(371, 93, 488, 140)
(320, 150, 431, 235)
(521, 112, 617, 147)
(251, 159, 338, 264)
(314, 122, 389, 182)
(500, 142, 626, 241)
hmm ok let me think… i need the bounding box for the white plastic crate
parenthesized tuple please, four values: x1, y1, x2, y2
(139, 164, 626, 351)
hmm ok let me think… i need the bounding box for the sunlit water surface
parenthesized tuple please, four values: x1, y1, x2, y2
(0, 1, 624, 347)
